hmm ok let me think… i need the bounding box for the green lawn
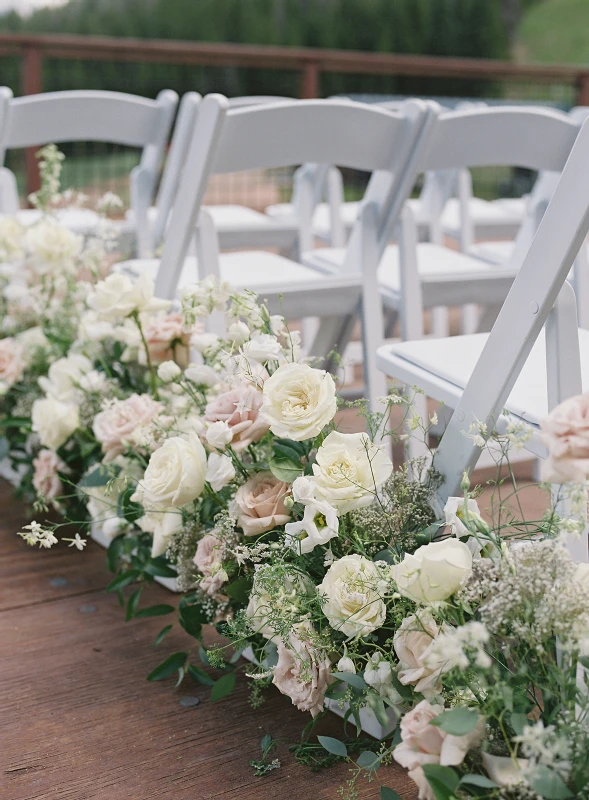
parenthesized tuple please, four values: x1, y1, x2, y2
(517, 0, 589, 64)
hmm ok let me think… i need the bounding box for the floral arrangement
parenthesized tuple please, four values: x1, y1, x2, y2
(2, 152, 589, 800)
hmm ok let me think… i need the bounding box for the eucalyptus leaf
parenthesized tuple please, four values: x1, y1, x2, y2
(430, 708, 480, 736)
(459, 775, 499, 789)
(332, 671, 368, 691)
(509, 712, 530, 736)
(210, 672, 236, 701)
(527, 766, 574, 799)
(317, 735, 347, 758)
(78, 464, 120, 488)
(421, 764, 460, 800)
(357, 750, 380, 770)
(268, 454, 303, 483)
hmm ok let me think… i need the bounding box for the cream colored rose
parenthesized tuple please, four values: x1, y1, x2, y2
(260, 362, 336, 441)
(540, 393, 589, 482)
(233, 471, 291, 536)
(205, 384, 269, 452)
(392, 540, 472, 604)
(0, 216, 25, 262)
(319, 554, 387, 638)
(272, 621, 332, 717)
(193, 532, 228, 596)
(394, 611, 450, 697)
(26, 220, 82, 274)
(312, 431, 393, 513)
(0, 337, 25, 390)
(32, 449, 67, 500)
(394, 700, 485, 800)
(88, 272, 169, 321)
(93, 394, 163, 462)
(38, 353, 92, 402)
(32, 396, 79, 451)
(141, 432, 207, 508)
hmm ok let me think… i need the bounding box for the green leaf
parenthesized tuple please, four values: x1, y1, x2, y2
(175, 666, 185, 688)
(421, 764, 460, 800)
(106, 569, 141, 592)
(528, 766, 574, 799)
(125, 588, 142, 621)
(459, 775, 499, 789)
(187, 664, 215, 686)
(223, 575, 253, 605)
(357, 751, 380, 770)
(179, 605, 207, 639)
(579, 655, 589, 670)
(153, 624, 173, 647)
(118, 486, 144, 523)
(317, 736, 348, 758)
(273, 442, 303, 462)
(274, 437, 307, 456)
(268, 454, 303, 483)
(380, 789, 401, 800)
(372, 548, 397, 564)
(430, 708, 480, 736)
(143, 558, 177, 578)
(0, 436, 9, 460)
(414, 521, 445, 544)
(78, 464, 120, 488)
(210, 672, 236, 701)
(332, 671, 368, 692)
(106, 535, 126, 573)
(135, 604, 175, 618)
(510, 712, 530, 736)
(147, 652, 188, 682)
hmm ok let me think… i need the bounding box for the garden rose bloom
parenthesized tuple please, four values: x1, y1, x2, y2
(144, 312, 190, 367)
(93, 394, 163, 462)
(88, 272, 168, 321)
(233, 471, 291, 536)
(32, 449, 67, 500)
(260, 363, 337, 441)
(319, 554, 387, 638)
(0, 216, 25, 262)
(0, 337, 25, 390)
(140, 432, 207, 509)
(540, 393, 589, 482)
(38, 353, 92, 402)
(193, 532, 228, 596)
(394, 611, 449, 697)
(272, 621, 332, 717)
(32, 396, 79, 451)
(26, 220, 82, 274)
(312, 431, 393, 513)
(204, 384, 269, 451)
(393, 700, 485, 800)
(392, 540, 473, 603)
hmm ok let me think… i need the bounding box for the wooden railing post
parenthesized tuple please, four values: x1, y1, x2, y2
(576, 71, 589, 108)
(299, 60, 320, 98)
(21, 43, 43, 199)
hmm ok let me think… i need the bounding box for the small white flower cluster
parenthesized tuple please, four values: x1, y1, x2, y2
(18, 521, 58, 548)
(515, 720, 572, 781)
(425, 620, 492, 671)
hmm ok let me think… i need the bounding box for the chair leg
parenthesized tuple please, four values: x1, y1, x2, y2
(460, 304, 480, 335)
(430, 306, 449, 337)
(309, 312, 358, 375)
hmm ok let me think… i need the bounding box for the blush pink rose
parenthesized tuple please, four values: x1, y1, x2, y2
(540, 393, 589, 482)
(0, 337, 25, 388)
(272, 622, 332, 717)
(394, 612, 451, 698)
(233, 471, 291, 536)
(32, 449, 67, 500)
(93, 393, 163, 461)
(193, 532, 227, 596)
(393, 700, 485, 800)
(205, 384, 269, 452)
(144, 312, 192, 368)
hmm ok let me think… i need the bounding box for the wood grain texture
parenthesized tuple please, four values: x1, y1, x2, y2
(0, 479, 417, 800)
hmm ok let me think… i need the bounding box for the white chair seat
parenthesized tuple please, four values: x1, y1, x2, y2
(116, 250, 362, 317)
(14, 207, 106, 235)
(469, 240, 515, 265)
(303, 242, 517, 309)
(441, 197, 523, 240)
(377, 329, 589, 444)
(493, 197, 528, 216)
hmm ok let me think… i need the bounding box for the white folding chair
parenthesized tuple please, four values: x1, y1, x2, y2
(0, 88, 178, 255)
(376, 117, 589, 563)
(116, 94, 435, 405)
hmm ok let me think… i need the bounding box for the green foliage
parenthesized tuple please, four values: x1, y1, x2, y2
(429, 707, 480, 736)
(147, 651, 187, 681)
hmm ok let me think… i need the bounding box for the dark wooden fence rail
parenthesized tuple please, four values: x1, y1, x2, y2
(1, 32, 588, 195)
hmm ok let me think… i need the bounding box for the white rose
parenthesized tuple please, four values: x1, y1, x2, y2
(148, 508, 184, 558)
(78, 370, 109, 394)
(16, 326, 49, 359)
(291, 475, 317, 504)
(141, 432, 207, 508)
(26, 220, 82, 274)
(260, 362, 337, 441)
(206, 420, 234, 451)
(242, 333, 282, 363)
(392, 540, 473, 603)
(312, 431, 393, 513)
(185, 363, 219, 387)
(227, 321, 250, 345)
(77, 310, 119, 342)
(205, 452, 236, 491)
(191, 332, 219, 354)
(0, 216, 25, 262)
(284, 499, 339, 554)
(157, 360, 182, 383)
(38, 353, 92, 402)
(319, 554, 387, 638)
(32, 396, 80, 450)
(88, 272, 169, 321)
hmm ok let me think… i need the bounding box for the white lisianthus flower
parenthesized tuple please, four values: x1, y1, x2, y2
(319, 554, 387, 638)
(227, 321, 250, 346)
(205, 452, 236, 491)
(312, 431, 393, 513)
(88, 272, 169, 321)
(26, 220, 82, 274)
(392, 540, 473, 603)
(260, 362, 337, 441)
(284, 499, 339, 554)
(149, 508, 184, 558)
(32, 396, 80, 451)
(38, 353, 92, 402)
(336, 654, 356, 674)
(364, 652, 401, 702)
(444, 497, 484, 537)
(191, 332, 220, 354)
(78, 370, 110, 394)
(291, 475, 317, 504)
(157, 360, 182, 383)
(141, 432, 207, 508)
(241, 333, 282, 363)
(206, 420, 234, 451)
(184, 363, 219, 387)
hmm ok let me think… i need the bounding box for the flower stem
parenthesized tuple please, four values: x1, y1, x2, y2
(132, 311, 159, 400)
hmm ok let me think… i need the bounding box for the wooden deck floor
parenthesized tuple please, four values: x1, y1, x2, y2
(0, 480, 418, 800)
